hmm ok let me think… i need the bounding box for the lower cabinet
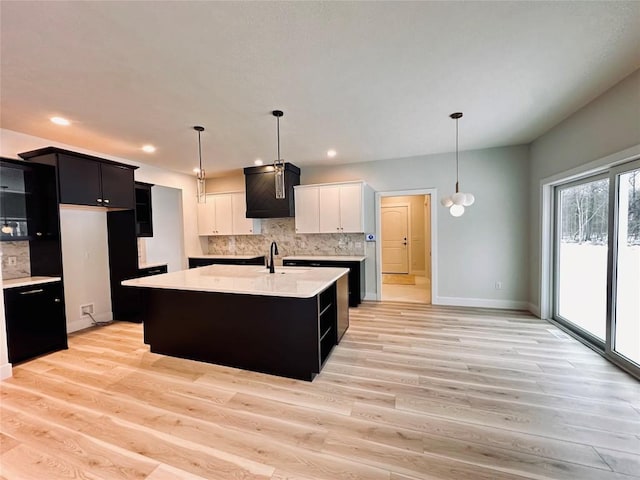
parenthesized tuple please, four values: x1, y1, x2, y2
(4, 281, 68, 364)
(188, 256, 265, 268)
(283, 258, 365, 307)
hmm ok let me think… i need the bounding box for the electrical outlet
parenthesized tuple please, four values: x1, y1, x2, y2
(495, 281, 503, 290)
(80, 304, 94, 316)
(7, 256, 17, 266)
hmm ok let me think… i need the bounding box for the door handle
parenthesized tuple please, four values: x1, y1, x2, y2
(19, 288, 44, 295)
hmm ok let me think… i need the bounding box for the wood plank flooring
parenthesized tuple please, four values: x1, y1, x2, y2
(1, 301, 639, 479)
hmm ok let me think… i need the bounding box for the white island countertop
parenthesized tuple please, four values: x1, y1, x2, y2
(122, 264, 348, 298)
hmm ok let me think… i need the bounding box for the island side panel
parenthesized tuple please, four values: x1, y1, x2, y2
(336, 273, 349, 342)
(143, 288, 320, 381)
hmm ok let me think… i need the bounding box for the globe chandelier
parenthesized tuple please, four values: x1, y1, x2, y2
(440, 112, 474, 217)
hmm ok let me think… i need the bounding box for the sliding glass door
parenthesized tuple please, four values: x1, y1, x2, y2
(610, 163, 640, 369)
(555, 176, 609, 343)
(554, 159, 640, 378)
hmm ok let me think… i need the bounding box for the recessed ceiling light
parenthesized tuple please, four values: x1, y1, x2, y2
(327, 149, 337, 158)
(50, 116, 70, 126)
(254, 159, 263, 166)
(142, 145, 156, 153)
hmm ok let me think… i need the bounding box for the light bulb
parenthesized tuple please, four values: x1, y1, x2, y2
(452, 192, 466, 205)
(440, 196, 453, 207)
(450, 204, 465, 217)
(463, 193, 475, 206)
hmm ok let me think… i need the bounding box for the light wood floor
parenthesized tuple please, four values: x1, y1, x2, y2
(382, 275, 431, 303)
(1, 302, 639, 479)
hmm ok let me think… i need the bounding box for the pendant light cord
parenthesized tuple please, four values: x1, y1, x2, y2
(198, 130, 203, 173)
(276, 115, 281, 162)
(455, 116, 459, 193)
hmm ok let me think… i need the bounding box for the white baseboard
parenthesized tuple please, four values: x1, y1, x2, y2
(433, 296, 529, 310)
(527, 302, 541, 318)
(364, 292, 378, 301)
(67, 311, 113, 333)
(0, 362, 12, 380)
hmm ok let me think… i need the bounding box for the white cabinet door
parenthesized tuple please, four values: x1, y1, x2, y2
(213, 194, 233, 235)
(319, 185, 341, 233)
(197, 201, 216, 235)
(338, 183, 363, 232)
(294, 186, 320, 233)
(232, 192, 260, 234)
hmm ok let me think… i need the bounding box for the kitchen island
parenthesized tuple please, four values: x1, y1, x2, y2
(122, 264, 349, 380)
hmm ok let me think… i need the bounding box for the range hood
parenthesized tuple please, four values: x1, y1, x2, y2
(243, 163, 300, 218)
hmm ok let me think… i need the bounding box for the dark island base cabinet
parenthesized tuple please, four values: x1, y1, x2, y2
(283, 259, 365, 307)
(188, 256, 265, 268)
(139, 275, 349, 381)
(4, 281, 68, 364)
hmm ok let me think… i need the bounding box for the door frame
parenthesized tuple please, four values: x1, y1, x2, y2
(375, 189, 438, 302)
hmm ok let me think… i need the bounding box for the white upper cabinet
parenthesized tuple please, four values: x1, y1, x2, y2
(295, 181, 372, 234)
(231, 192, 261, 235)
(294, 186, 320, 233)
(198, 192, 260, 236)
(197, 194, 232, 235)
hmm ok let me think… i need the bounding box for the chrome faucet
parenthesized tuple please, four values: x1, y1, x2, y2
(268, 241, 279, 273)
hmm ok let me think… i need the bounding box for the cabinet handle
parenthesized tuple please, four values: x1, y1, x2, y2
(104, 199, 110, 204)
(97, 198, 103, 203)
(310, 263, 321, 267)
(36, 232, 43, 236)
(54, 298, 61, 303)
(19, 288, 44, 295)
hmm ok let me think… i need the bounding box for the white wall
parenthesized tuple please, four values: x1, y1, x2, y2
(0, 262, 11, 379)
(59, 206, 112, 332)
(142, 185, 184, 272)
(528, 69, 640, 314)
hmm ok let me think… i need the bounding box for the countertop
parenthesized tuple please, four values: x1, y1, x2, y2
(122, 264, 348, 298)
(188, 254, 265, 260)
(3, 276, 62, 290)
(283, 255, 366, 262)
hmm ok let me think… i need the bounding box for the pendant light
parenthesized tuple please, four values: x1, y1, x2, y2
(193, 125, 206, 203)
(440, 112, 475, 217)
(1, 185, 14, 234)
(272, 110, 286, 199)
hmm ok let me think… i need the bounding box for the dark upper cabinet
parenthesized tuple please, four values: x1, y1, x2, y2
(19, 147, 137, 209)
(243, 163, 300, 218)
(135, 182, 153, 237)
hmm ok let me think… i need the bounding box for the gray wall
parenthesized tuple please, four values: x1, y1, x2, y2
(528, 68, 640, 312)
(303, 145, 530, 307)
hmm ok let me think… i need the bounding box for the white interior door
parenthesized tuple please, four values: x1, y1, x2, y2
(382, 205, 409, 273)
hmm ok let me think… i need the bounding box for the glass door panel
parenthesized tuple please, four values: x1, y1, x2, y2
(555, 177, 609, 341)
(613, 167, 640, 366)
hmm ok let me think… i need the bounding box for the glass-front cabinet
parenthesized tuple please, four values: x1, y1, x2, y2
(0, 158, 58, 241)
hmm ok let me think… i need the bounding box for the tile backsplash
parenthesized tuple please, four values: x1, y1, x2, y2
(0, 241, 31, 279)
(207, 218, 365, 258)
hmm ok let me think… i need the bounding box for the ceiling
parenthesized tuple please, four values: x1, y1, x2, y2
(1, 1, 639, 177)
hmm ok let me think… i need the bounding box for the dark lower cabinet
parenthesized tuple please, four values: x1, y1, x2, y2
(188, 256, 265, 268)
(283, 258, 365, 307)
(4, 281, 67, 364)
